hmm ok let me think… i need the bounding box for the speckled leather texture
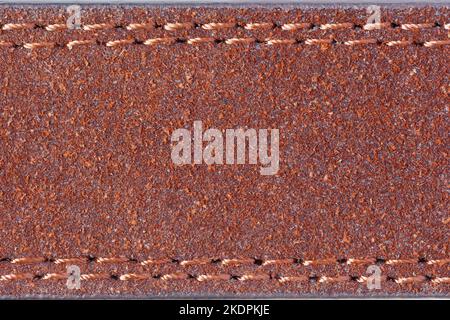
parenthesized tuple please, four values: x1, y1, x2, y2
(0, 4, 448, 297)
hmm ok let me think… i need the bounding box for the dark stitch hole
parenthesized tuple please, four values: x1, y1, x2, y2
(187, 274, 196, 279)
(171, 258, 180, 264)
(353, 24, 363, 30)
(391, 22, 400, 28)
(211, 258, 221, 264)
(310, 23, 320, 30)
(386, 276, 396, 282)
(254, 259, 264, 266)
(134, 40, 144, 45)
(153, 274, 161, 279)
(0, 257, 12, 262)
(214, 39, 223, 44)
(413, 41, 425, 46)
(175, 39, 186, 44)
(193, 23, 201, 29)
(294, 258, 304, 265)
(376, 40, 383, 45)
(128, 258, 138, 263)
(87, 255, 96, 262)
(309, 275, 319, 282)
(376, 258, 386, 265)
(330, 39, 338, 45)
(350, 276, 360, 282)
(425, 275, 434, 281)
(46, 257, 55, 263)
(33, 274, 44, 280)
(230, 275, 240, 280)
(255, 39, 265, 44)
(337, 258, 347, 264)
(434, 22, 441, 27)
(418, 257, 428, 264)
(110, 274, 119, 280)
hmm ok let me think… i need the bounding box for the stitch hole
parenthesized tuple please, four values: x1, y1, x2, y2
(391, 22, 401, 28)
(294, 258, 304, 265)
(309, 275, 319, 282)
(254, 259, 264, 266)
(425, 275, 434, 281)
(337, 258, 347, 264)
(386, 276, 396, 282)
(418, 257, 428, 264)
(33, 274, 44, 280)
(0, 257, 12, 262)
(230, 275, 240, 280)
(350, 276, 360, 282)
(87, 255, 96, 262)
(110, 274, 120, 280)
(95, 40, 107, 46)
(376, 258, 386, 265)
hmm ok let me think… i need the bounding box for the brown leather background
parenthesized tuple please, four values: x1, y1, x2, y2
(0, 5, 448, 297)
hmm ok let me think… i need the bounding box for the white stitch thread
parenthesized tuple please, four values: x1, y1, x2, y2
(202, 22, 235, 30)
(164, 22, 193, 31)
(1, 22, 448, 32)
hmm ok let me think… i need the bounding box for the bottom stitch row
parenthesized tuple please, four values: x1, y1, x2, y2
(0, 38, 449, 49)
(0, 273, 448, 284)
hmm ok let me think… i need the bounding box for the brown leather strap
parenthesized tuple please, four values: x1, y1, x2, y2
(0, 5, 448, 297)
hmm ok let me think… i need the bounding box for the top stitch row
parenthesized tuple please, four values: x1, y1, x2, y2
(1, 21, 449, 32)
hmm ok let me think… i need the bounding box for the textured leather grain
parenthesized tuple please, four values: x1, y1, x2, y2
(0, 4, 448, 297)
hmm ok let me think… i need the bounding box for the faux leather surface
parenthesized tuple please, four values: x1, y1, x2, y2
(0, 5, 448, 297)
